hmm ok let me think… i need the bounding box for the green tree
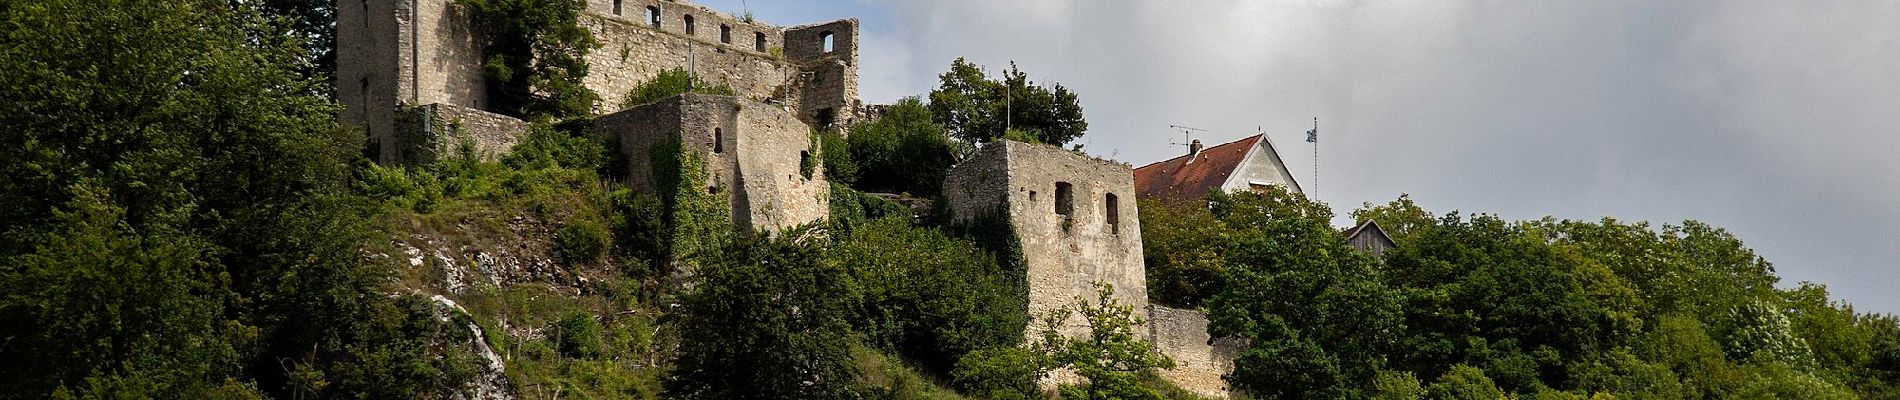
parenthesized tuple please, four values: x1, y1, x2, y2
(833, 217, 1028, 371)
(0, 1, 498, 397)
(461, 0, 600, 120)
(1203, 188, 1404, 398)
(1039, 282, 1174, 400)
(1425, 365, 1505, 400)
(927, 58, 1087, 146)
(845, 97, 960, 196)
(1137, 197, 1230, 308)
(1351, 194, 1436, 244)
(669, 228, 861, 399)
(952, 347, 1048, 400)
(256, 0, 337, 92)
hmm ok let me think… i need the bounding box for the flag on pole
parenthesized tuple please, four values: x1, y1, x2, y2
(1306, 127, 1318, 143)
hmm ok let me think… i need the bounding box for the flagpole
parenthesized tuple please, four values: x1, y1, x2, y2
(1308, 117, 1318, 198)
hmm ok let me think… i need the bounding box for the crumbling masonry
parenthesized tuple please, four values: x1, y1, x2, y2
(943, 141, 1243, 397)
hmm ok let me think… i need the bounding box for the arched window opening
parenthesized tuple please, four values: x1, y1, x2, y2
(1105, 193, 1120, 234)
(684, 14, 695, 35)
(713, 128, 723, 154)
(820, 31, 835, 53)
(646, 6, 660, 28)
(720, 24, 732, 43)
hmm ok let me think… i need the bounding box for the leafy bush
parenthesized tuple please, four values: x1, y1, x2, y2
(552, 311, 604, 359)
(460, 0, 599, 119)
(952, 347, 1046, 400)
(835, 218, 1027, 371)
(1425, 365, 1504, 400)
(619, 67, 736, 110)
(1371, 370, 1425, 400)
(556, 218, 610, 265)
(669, 228, 859, 399)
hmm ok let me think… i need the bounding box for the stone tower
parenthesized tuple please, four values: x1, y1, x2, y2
(941, 141, 1149, 337)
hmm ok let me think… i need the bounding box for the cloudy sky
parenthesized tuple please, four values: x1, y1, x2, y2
(703, 0, 1900, 314)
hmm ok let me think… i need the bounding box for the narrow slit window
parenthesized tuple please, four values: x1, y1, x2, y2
(821, 31, 835, 53)
(684, 14, 695, 35)
(720, 25, 731, 43)
(1054, 182, 1074, 219)
(612, 0, 622, 15)
(646, 6, 660, 28)
(713, 128, 723, 154)
(1105, 193, 1120, 234)
(755, 32, 766, 52)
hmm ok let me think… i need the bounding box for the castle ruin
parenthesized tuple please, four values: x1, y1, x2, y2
(340, 0, 1237, 396)
(942, 141, 1242, 397)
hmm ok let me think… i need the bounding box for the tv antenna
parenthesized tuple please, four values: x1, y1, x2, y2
(1168, 124, 1206, 153)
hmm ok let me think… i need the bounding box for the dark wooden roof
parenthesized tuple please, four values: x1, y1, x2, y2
(1344, 220, 1396, 248)
(1131, 135, 1262, 204)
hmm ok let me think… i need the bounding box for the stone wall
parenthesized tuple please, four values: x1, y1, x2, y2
(582, 7, 799, 113)
(1149, 305, 1246, 398)
(941, 140, 1148, 343)
(597, 94, 827, 233)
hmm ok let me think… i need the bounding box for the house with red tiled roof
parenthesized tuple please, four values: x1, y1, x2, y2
(1132, 134, 1302, 204)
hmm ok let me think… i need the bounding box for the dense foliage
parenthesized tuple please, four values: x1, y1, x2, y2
(0, 0, 477, 397)
(669, 228, 862, 399)
(929, 58, 1088, 146)
(461, 0, 600, 120)
(833, 97, 963, 196)
(1140, 187, 1900, 399)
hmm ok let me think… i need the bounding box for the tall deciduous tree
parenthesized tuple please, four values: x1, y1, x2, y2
(1202, 187, 1405, 398)
(461, 0, 600, 120)
(0, 0, 472, 397)
(1039, 282, 1174, 400)
(669, 228, 861, 399)
(927, 58, 1087, 146)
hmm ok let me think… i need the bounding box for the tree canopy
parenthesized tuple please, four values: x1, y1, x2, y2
(928, 58, 1087, 146)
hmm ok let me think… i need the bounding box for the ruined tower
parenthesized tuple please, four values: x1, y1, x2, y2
(941, 141, 1149, 338)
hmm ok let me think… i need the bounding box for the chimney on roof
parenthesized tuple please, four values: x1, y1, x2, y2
(1188, 139, 1203, 157)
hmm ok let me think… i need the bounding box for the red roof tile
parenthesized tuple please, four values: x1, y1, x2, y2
(1132, 135, 1262, 204)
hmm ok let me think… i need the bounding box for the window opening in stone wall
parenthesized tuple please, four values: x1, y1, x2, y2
(1055, 182, 1074, 221)
(360, 0, 369, 28)
(612, 0, 621, 15)
(713, 128, 723, 154)
(815, 108, 835, 130)
(821, 31, 835, 53)
(755, 32, 766, 52)
(684, 14, 695, 35)
(721, 25, 731, 43)
(647, 6, 660, 28)
(1105, 193, 1120, 234)
(799, 150, 814, 179)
